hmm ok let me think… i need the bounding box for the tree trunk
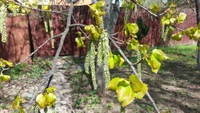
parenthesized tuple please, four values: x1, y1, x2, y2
(96, 0, 121, 94)
(195, 0, 200, 69)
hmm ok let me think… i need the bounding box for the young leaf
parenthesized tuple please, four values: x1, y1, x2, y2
(194, 30, 200, 41)
(121, 91, 135, 107)
(3, 75, 10, 82)
(127, 38, 139, 50)
(109, 56, 115, 69)
(113, 55, 125, 67)
(117, 86, 135, 107)
(177, 12, 187, 24)
(75, 37, 86, 48)
(129, 75, 148, 99)
(36, 94, 46, 108)
(129, 74, 143, 92)
(172, 32, 182, 41)
(139, 45, 149, 55)
(134, 83, 148, 99)
(150, 4, 160, 13)
(96, 1, 105, 8)
(152, 49, 168, 61)
(108, 77, 121, 90)
(12, 96, 21, 109)
(46, 93, 56, 106)
(46, 86, 56, 93)
(116, 86, 132, 103)
(0, 58, 14, 67)
(146, 55, 161, 73)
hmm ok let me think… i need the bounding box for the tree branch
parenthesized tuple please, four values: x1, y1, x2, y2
(25, 3, 74, 112)
(108, 36, 160, 113)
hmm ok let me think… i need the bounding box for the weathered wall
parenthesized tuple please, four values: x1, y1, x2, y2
(0, 15, 32, 63)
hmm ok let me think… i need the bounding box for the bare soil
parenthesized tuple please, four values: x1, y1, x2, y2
(0, 56, 200, 113)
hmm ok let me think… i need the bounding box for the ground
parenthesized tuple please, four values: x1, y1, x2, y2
(0, 45, 200, 113)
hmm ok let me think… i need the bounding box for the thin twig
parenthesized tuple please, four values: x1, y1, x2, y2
(45, 2, 74, 89)
(16, 33, 63, 66)
(109, 36, 160, 113)
(25, 3, 74, 112)
(13, 1, 69, 16)
(130, 0, 159, 18)
(71, 15, 89, 39)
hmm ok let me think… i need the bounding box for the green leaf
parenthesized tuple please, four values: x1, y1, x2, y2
(129, 74, 143, 92)
(46, 93, 56, 106)
(36, 94, 46, 108)
(108, 77, 121, 90)
(146, 55, 161, 73)
(177, 12, 187, 24)
(152, 49, 168, 61)
(46, 86, 56, 93)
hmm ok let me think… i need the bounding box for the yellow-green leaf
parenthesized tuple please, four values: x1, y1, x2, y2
(170, 18, 176, 24)
(108, 77, 121, 90)
(0, 58, 14, 67)
(109, 56, 115, 69)
(117, 79, 130, 87)
(122, 91, 135, 107)
(150, 4, 160, 13)
(139, 45, 149, 55)
(113, 55, 125, 67)
(75, 37, 86, 48)
(134, 83, 148, 99)
(116, 86, 132, 102)
(12, 96, 21, 109)
(172, 32, 182, 41)
(177, 12, 187, 24)
(194, 30, 200, 41)
(42, 5, 49, 10)
(152, 49, 168, 61)
(46, 93, 56, 106)
(96, 1, 105, 8)
(46, 86, 56, 93)
(127, 38, 139, 50)
(129, 74, 143, 92)
(147, 55, 161, 73)
(3, 75, 10, 82)
(36, 94, 46, 108)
